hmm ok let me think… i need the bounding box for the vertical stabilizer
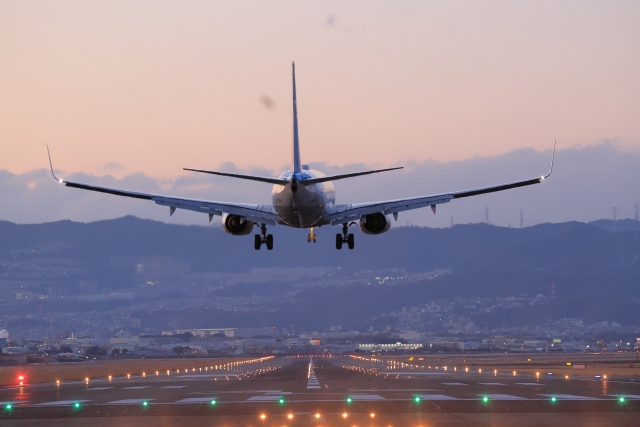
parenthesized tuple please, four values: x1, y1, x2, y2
(292, 62, 302, 173)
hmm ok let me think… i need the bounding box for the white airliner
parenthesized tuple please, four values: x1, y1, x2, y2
(48, 63, 554, 251)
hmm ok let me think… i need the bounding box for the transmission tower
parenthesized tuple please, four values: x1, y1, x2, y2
(520, 209, 524, 228)
(485, 207, 490, 224)
(635, 202, 639, 221)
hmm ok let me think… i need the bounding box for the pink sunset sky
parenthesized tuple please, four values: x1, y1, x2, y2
(1, 1, 639, 180)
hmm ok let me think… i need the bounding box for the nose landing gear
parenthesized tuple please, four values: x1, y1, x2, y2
(307, 227, 317, 243)
(254, 224, 273, 250)
(336, 223, 355, 250)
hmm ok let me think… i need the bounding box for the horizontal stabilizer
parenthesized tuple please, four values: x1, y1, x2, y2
(302, 167, 403, 185)
(183, 168, 288, 185)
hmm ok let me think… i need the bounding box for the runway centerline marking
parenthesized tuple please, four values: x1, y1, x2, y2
(517, 383, 545, 386)
(248, 395, 283, 401)
(349, 395, 386, 401)
(540, 394, 599, 400)
(162, 386, 186, 389)
(442, 383, 467, 386)
(122, 386, 150, 390)
(478, 383, 505, 385)
(417, 394, 458, 400)
(87, 387, 114, 390)
(38, 400, 90, 406)
(176, 397, 218, 403)
(108, 399, 154, 404)
(480, 394, 526, 400)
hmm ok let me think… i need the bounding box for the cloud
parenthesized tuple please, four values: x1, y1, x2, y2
(0, 144, 639, 228)
(101, 161, 123, 172)
(259, 95, 276, 111)
(326, 14, 336, 28)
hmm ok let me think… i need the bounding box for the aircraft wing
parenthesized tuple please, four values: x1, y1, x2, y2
(330, 144, 555, 225)
(47, 149, 277, 225)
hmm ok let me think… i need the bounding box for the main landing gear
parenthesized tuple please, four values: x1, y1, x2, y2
(254, 224, 273, 250)
(336, 223, 355, 250)
(307, 227, 317, 243)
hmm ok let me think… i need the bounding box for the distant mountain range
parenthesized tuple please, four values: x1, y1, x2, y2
(1, 216, 639, 331)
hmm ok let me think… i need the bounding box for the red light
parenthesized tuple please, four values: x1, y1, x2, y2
(18, 376, 24, 380)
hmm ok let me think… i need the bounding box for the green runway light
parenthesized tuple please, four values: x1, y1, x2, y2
(619, 397, 626, 403)
(346, 397, 352, 403)
(5, 404, 12, 410)
(74, 402, 80, 408)
(551, 397, 557, 402)
(414, 396, 421, 403)
(278, 398, 285, 404)
(210, 400, 216, 405)
(482, 396, 489, 403)
(142, 401, 148, 406)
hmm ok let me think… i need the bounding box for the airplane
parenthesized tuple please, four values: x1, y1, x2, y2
(47, 62, 555, 251)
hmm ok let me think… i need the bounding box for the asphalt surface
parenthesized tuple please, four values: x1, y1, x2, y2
(2, 355, 640, 426)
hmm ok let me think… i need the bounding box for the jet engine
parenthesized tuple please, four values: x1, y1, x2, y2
(222, 214, 255, 235)
(359, 213, 392, 235)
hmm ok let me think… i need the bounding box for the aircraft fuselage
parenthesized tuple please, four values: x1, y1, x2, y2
(272, 169, 335, 228)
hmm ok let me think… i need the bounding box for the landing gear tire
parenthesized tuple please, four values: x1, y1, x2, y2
(336, 223, 355, 250)
(347, 233, 355, 250)
(255, 224, 273, 250)
(335, 234, 343, 250)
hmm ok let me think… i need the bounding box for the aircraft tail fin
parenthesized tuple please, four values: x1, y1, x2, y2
(292, 62, 302, 173)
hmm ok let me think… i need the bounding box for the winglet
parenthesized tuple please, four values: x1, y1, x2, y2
(46, 144, 62, 183)
(541, 140, 556, 180)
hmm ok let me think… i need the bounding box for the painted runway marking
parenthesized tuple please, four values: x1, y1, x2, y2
(248, 395, 283, 401)
(517, 383, 544, 386)
(122, 386, 150, 390)
(442, 382, 467, 386)
(540, 394, 598, 400)
(618, 395, 640, 399)
(87, 387, 114, 390)
(349, 395, 386, 401)
(162, 386, 186, 389)
(479, 383, 505, 386)
(307, 357, 322, 389)
(481, 394, 526, 400)
(417, 394, 458, 400)
(39, 400, 90, 406)
(108, 399, 154, 404)
(176, 397, 217, 403)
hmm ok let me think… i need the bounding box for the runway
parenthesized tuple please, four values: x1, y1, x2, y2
(1, 355, 639, 426)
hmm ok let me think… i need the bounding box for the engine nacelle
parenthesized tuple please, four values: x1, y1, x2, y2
(359, 213, 392, 235)
(222, 214, 255, 236)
